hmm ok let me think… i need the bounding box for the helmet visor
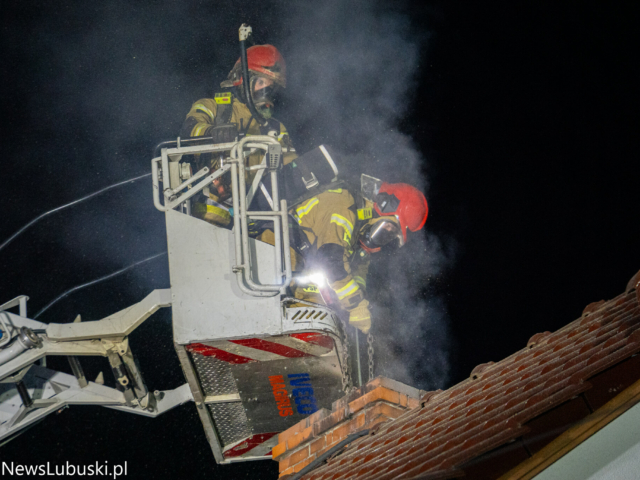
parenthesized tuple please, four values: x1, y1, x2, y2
(361, 218, 404, 250)
(361, 174, 383, 202)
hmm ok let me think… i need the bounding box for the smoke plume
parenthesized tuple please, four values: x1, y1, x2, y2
(276, 1, 454, 389)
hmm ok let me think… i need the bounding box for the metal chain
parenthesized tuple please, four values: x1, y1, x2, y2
(367, 332, 375, 382)
(338, 318, 353, 392)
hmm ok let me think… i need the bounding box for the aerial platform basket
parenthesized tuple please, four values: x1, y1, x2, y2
(156, 136, 350, 462)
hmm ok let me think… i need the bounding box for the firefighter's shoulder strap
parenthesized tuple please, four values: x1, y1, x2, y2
(282, 145, 341, 207)
(348, 187, 373, 266)
(213, 92, 234, 127)
(206, 92, 237, 145)
(351, 186, 372, 237)
(354, 190, 372, 222)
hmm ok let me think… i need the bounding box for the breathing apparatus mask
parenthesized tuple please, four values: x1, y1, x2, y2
(358, 174, 406, 253)
(250, 75, 280, 119)
(359, 216, 404, 253)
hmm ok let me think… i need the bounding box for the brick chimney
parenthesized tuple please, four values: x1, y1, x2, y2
(272, 377, 424, 477)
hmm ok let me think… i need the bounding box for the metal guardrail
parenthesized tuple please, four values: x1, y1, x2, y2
(0, 296, 28, 318)
(0, 296, 29, 348)
(151, 141, 236, 212)
(151, 137, 292, 297)
(230, 136, 292, 296)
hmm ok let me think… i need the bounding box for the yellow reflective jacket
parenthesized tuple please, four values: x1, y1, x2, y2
(182, 96, 297, 226)
(182, 96, 297, 166)
(290, 188, 370, 312)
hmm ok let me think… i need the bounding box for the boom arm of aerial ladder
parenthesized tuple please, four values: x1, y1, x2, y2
(0, 290, 192, 445)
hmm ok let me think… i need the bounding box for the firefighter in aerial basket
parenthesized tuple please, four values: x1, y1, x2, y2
(290, 177, 428, 335)
(180, 44, 296, 227)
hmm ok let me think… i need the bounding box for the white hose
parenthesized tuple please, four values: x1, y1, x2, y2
(0, 173, 150, 253)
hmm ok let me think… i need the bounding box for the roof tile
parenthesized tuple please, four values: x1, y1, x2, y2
(583, 300, 606, 316)
(527, 331, 551, 347)
(625, 270, 640, 293)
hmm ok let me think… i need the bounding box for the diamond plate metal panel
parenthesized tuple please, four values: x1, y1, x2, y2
(174, 344, 225, 463)
(190, 352, 238, 396)
(208, 402, 252, 446)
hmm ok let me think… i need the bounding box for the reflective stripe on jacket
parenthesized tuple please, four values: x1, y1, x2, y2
(182, 97, 296, 164)
(290, 188, 370, 311)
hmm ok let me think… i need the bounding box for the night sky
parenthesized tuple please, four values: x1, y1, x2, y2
(1, 1, 639, 479)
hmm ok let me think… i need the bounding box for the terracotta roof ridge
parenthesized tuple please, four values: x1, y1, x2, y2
(444, 309, 627, 395)
(447, 291, 634, 389)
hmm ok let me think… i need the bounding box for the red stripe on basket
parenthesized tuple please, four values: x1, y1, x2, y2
(289, 332, 335, 350)
(224, 433, 278, 458)
(229, 338, 312, 358)
(186, 343, 255, 364)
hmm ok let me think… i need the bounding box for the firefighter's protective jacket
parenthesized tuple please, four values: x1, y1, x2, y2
(181, 96, 296, 162)
(291, 188, 370, 317)
(181, 96, 296, 225)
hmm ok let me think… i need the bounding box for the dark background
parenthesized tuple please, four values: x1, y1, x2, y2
(1, 1, 638, 478)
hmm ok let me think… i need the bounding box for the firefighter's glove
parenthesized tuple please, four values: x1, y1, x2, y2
(192, 202, 231, 227)
(349, 299, 371, 334)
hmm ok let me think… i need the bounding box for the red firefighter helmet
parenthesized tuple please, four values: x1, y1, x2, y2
(373, 182, 428, 242)
(220, 45, 287, 89)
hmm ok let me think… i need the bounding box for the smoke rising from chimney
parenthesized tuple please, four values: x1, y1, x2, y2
(276, 1, 454, 389)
